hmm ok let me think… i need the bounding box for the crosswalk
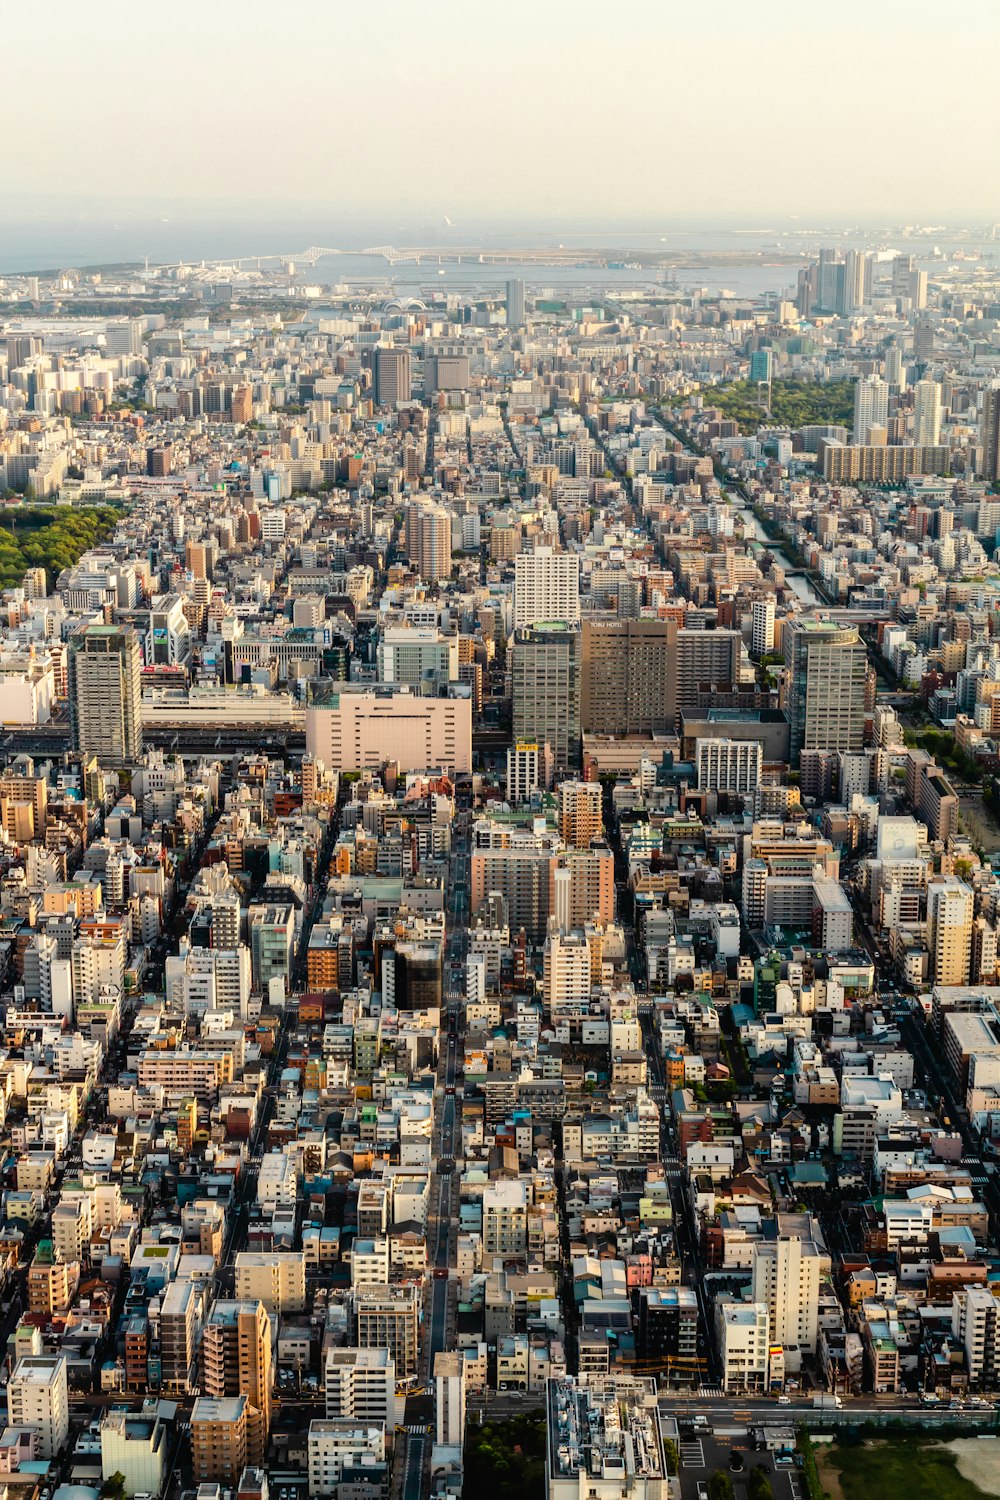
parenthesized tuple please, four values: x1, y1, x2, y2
(403, 1424, 431, 1435)
(680, 1439, 706, 1468)
(697, 1385, 725, 1397)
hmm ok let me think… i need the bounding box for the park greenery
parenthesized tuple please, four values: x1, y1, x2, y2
(464, 1413, 547, 1500)
(821, 1436, 994, 1500)
(707, 377, 856, 434)
(903, 726, 983, 784)
(0, 504, 121, 592)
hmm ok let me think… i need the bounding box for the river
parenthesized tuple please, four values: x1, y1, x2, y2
(736, 505, 824, 607)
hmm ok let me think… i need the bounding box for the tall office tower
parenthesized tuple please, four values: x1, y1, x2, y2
(909, 269, 928, 309)
(926, 876, 973, 986)
(512, 623, 581, 772)
(749, 349, 773, 384)
(783, 619, 866, 765)
(67, 623, 142, 768)
(891, 253, 916, 298)
(852, 374, 889, 443)
(558, 780, 603, 848)
(913, 379, 942, 447)
(404, 502, 453, 581)
(842, 248, 870, 313)
(796, 263, 817, 317)
(581, 618, 677, 734)
(513, 546, 580, 628)
(817, 247, 841, 312)
(884, 344, 904, 389)
(374, 346, 411, 406)
(981, 385, 1000, 481)
(750, 1229, 822, 1353)
(200, 1300, 273, 1467)
(8, 1355, 69, 1459)
(675, 629, 741, 716)
(506, 278, 526, 329)
(751, 597, 776, 657)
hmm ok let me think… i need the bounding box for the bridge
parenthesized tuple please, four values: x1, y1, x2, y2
(278, 245, 419, 268)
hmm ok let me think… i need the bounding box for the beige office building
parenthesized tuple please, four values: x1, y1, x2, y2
(306, 688, 471, 774)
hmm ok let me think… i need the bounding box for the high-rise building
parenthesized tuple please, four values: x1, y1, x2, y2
(913, 379, 942, 447)
(783, 619, 867, 765)
(751, 1228, 822, 1352)
(695, 738, 762, 795)
(158, 1278, 201, 1396)
(558, 780, 603, 848)
(884, 345, 905, 389)
(751, 598, 776, 657)
(325, 1347, 396, 1426)
(981, 385, 1000, 482)
(200, 1300, 273, 1468)
(506, 279, 526, 329)
(852, 374, 889, 444)
(511, 623, 581, 771)
(581, 618, 677, 735)
(513, 546, 580, 629)
(926, 877, 973, 987)
(8, 1355, 69, 1458)
(353, 1284, 420, 1378)
(67, 623, 142, 767)
(404, 501, 453, 581)
(190, 1396, 249, 1486)
(676, 629, 741, 715)
(953, 1285, 1000, 1389)
(374, 347, 411, 406)
(434, 1351, 466, 1447)
(842, 248, 871, 313)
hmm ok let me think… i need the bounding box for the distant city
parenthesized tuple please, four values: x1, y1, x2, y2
(1, 221, 1000, 1500)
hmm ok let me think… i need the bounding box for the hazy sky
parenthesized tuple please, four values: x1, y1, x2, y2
(8, 0, 1000, 225)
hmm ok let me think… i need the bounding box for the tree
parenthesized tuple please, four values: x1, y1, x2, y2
(749, 1466, 775, 1500)
(102, 1474, 127, 1500)
(709, 1473, 735, 1500)
(663, 1439, 679, 1476)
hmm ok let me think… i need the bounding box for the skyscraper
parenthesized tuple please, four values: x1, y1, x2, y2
(913, 379, 942, 447)
(852, 374, 889, 444)
(67, 623, 142, 768)
(506, 279, 526, 329)
(884, 344, 904, 389)
(783, 619, 867, 765)
(511, 622, 581, 771)
(581, 617, 677, 735)
(374, 347, 411, 406)
(513, 546, 580, 629)
(981, 384, 1000, 481)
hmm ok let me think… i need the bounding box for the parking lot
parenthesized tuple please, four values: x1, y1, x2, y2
(672, 1421, 799, 1500)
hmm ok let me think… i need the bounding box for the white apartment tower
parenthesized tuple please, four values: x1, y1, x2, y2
(513, 546, 580, 629)
(852, 374, 889, 444)
(913, 379, 942, 447)
(9, 1355, 70, 1458)
(751, 1231, 822, 1353)
(751, 597, 776, 656)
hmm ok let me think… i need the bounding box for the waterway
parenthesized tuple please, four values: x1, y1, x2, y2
(735, 504, 824, 607)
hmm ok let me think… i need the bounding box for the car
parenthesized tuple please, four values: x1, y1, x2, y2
(697, 1486, 709, 1500)
(777, 1395, 791, 1405)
